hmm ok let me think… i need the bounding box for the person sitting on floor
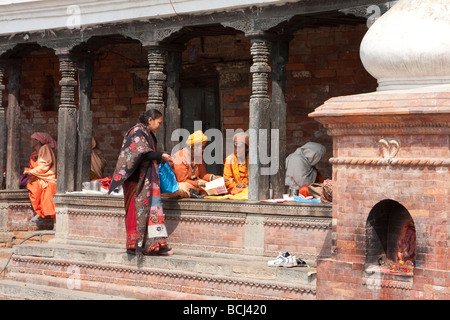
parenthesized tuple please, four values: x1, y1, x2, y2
(90, 136, 107, 180)
(164, 130, 223, 198)
(23, 132, 58, 223)
(223, 131, 249, 195)
(285, 142, 326, 197)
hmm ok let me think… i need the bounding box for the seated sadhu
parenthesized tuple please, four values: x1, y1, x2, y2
(22, 132, 58, 223)
(164, 130, 224, 198)
(90, 137, 107, 180)
(223, 131, 249, 195)
(285, 142, 326, 198)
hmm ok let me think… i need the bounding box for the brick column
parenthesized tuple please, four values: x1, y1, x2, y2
(56, 50, 78, 193)
(246, 32, 272, 201)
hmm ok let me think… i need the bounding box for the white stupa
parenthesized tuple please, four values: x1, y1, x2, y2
(360, 0, 450, 91)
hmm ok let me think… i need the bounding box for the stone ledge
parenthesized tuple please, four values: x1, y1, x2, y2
(310, 84, 450, 125)
(53, 193, 332, 217)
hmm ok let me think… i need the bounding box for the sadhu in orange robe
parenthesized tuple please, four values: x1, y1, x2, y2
(25, 144, 57, 219)
(223, 131, 249, 195)
(223, 153, 249, 195)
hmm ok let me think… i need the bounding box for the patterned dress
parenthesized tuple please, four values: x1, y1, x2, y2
(109, 123, 169, 254)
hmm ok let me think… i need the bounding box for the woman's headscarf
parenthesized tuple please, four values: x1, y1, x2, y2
(31, 132, 57, 151)
(285, 142, 326, 188)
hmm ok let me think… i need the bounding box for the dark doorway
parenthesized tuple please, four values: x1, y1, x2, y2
(180, 75, 221, 175)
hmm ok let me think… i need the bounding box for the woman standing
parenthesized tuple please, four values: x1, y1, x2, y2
(23, 132, 58, 223)
(109, 109, 173, 256)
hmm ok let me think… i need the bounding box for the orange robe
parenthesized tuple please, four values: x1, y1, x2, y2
(25, 144, 57, 218)
(167, 147, 213, 198)
(298, 171, 324, 198)
(223, 153, 249, 195)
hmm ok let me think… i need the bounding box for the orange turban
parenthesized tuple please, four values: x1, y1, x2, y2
(186, 130, 208, 147)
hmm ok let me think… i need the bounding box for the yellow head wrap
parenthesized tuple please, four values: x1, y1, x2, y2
(186, 130, 208, 146)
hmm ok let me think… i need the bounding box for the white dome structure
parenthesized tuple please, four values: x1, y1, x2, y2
(360, 0, 450, 91)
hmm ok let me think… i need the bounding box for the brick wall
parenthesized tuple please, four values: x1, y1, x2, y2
(17, 48, 61, 170)
(90, 42, 148, 177)
(286, 24, 376, 178)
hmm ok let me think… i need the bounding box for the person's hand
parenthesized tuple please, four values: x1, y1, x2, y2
(23, 169, 31, 176)
(198, 181, 206, 188)
(162, 153, 173, 163)
(236, 183, 247, 188)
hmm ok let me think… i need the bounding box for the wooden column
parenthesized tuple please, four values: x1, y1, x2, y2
(270, 38, 290, 198)
(76, 53, 95, 190)
(0, 64, 5, 189)
(165, 46, 183, 153)
(144, 43, 167, 151)
(5, 60, 22, 190)
(56, 50, 78, 193)
(246, 32, 272, 201)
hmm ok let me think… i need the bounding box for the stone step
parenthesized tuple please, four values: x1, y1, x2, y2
(0, 277, 229, 300)
(8, 243, 317, 300)
(12, 243, 317, 284)
(0, 231, 55, 248)
(0, 248, 13, 278)
(11, 231, 55, 245)
(0, 279, 133, 300)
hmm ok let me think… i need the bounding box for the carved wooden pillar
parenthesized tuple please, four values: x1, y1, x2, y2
(76, 53, 95, 190)
(56, 50, 78, 193)
(0, 63, 5, 189)
(247, 32, 272, 201)
(270, 38, 291, 198)
(165, 46, 183, 153)
(5, 60, 22, 190)
(144, 43, 167, 151)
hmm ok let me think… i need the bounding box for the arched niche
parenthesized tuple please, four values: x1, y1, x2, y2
(365, 199, 416, 274)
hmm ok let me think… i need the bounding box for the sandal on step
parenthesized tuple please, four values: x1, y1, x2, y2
(29, 216, 43, 223)
(146, 247, 173, 256)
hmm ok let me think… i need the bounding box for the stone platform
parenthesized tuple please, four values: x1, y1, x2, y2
(0, 190, 332, 300)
